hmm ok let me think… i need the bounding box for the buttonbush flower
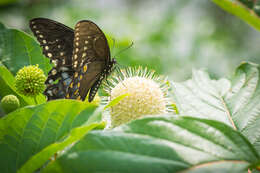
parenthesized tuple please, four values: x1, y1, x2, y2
(1, 95, 20, 114)
(15, 65, 46, 97)
(104, 67, 171, 127)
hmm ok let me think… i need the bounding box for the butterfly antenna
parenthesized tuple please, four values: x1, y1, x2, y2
(111, 38, 116, 55)
(114, 41, 134, 57)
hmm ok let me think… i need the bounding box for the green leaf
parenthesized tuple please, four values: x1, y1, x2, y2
(104, 93, 130, 110)
(212, 0, 260, 31)
(0, 22, 51, 75)
(42, 116, 259, 173)
(0, 99, 99, 173)
(18, 122, 104, 173)
(171, 62, 260, 153)
(171, 68, 232, 124)
(0, 63, 45, 107)
(226, 62, 260, 153)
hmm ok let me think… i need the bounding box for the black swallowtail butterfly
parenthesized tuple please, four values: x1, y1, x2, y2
(29, 18, 116, 102)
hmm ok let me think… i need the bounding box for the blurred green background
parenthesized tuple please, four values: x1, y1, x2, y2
(0, 0, 260, 81)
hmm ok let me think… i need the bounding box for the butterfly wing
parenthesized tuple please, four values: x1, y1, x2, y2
(29, 18, 75, 100)
(67, 20, 111, 101)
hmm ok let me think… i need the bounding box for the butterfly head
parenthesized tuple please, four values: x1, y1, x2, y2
(111, 58, 117, 66)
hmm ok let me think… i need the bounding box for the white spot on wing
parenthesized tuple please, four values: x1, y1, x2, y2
(60, 67, 69, 71)
(47, 53, 52, 58)
(52, 69, 57, 75)
(51, 60, 57, 66)
(61, 72, 69, 79)
(74, 61, 78, 68)
(47, 90, 53, 96)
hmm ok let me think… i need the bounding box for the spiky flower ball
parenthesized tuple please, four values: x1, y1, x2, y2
(104, 67, 170, 127)
(15, 65, 46, 97)
(1, 95, 20, 114)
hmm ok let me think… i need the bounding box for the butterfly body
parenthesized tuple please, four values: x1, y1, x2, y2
(29, 18, 115, 102)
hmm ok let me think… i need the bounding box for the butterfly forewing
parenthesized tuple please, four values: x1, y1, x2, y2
(29, 18, 75, 100)
(29, 18, 74, 63)
(67, 20, 112, 101)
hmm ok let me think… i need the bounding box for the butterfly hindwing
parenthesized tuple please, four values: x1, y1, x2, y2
(67, 20, 112, 101)
(71, 20, 111, 70)
(67, 61, 105, 101)
(29, 18, 75, 100)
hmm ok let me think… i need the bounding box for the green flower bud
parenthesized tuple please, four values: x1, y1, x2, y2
(15, 65, 46, 97)
(1, 95, 20, 114)
(104, 67, 170, 127)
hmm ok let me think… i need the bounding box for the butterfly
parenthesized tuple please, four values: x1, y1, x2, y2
(29, 18, 116, 102)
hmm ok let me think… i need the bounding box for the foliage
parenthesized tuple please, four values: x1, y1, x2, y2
(212, 0, 260, 31)
(43, 116, 259, 173)
(0, 23, 51, 75)
(0, 100, 103, 173)
(171, 62, 260, 153)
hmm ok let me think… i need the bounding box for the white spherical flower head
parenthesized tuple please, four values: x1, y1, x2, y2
(104, 67, 170, 127)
